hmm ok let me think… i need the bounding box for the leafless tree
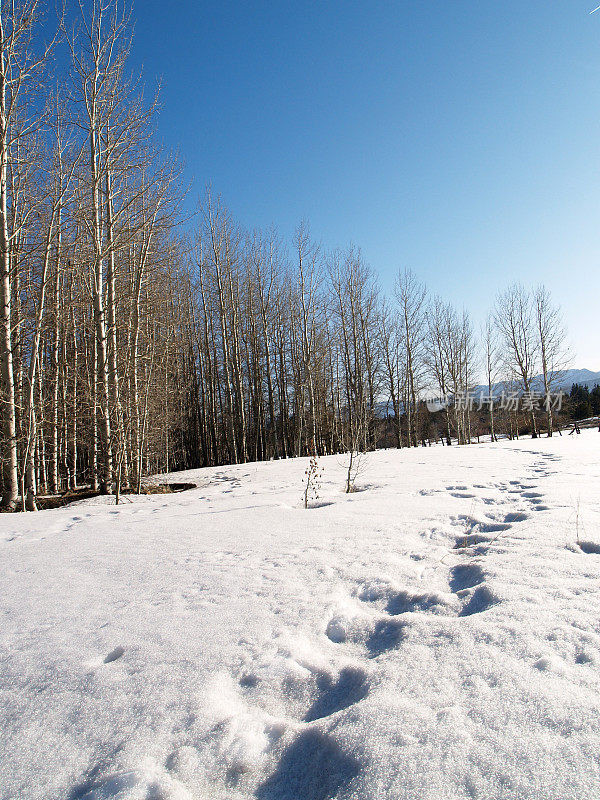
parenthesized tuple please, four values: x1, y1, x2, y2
(534, 285, 570, 436)
(494, 284, 539, 438)
(481, 313, 500, 442)
(394, 269, 426, 447)
(0, 0, 56, 509)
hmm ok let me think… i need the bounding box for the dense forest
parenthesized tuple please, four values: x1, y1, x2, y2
(0, 1, 579, 511)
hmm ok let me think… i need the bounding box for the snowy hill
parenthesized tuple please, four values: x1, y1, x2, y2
(1, 432, 600, 799)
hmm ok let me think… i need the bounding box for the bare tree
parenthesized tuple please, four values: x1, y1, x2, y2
(482, 313, 500, 442)
(379, 299, 403, 447)
(425, 297, 453, 445)
(394, 269, 426, 448)
(534, 285, 570, 436)
(295, 221, 321, 453)
(494, 284, 539, 438)
(0, 0, 55, 508)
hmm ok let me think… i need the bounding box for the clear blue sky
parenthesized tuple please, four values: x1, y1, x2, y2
(127, 0, 600, 369)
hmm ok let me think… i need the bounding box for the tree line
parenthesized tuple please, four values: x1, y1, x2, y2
(0, 0, 571, 511)
(568, 384, 600, 421)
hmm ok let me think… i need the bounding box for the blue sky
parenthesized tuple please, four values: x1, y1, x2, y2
(126, 1, 600, 369)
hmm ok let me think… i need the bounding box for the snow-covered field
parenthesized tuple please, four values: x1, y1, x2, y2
(1, 431, 600, 800)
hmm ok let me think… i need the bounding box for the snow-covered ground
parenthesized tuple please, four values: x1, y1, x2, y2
(1, 431, 600, 800)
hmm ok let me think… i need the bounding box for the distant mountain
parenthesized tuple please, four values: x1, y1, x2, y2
(374, 369, 600, 417)
(479, 368, 600, 397)
(548, 369, 600, 390)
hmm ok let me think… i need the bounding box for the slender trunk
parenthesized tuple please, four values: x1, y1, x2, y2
(91, 326, 98, 491)
(49, 217, 61, 492)
(24, 218, 55, 509)
(69, 301, 78, 489)
(105, 168, 128, 482)
(0, 16, 18, 508)
(90, 123, 112, 492)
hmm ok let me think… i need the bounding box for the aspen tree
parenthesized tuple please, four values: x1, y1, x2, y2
(495, 284, 539, 438)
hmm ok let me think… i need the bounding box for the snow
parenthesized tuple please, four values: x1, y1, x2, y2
(1, 431, 600, 800)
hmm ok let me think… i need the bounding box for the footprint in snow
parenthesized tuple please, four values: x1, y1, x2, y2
(458, 585, 499, 617)
(364, 619, 407, 656)
(326, 579, 450, 658)
(503, 511, 529, 523)
(303, 667, 369, 722)
(450, 546, 501, 617)
(578, 541, 600, 555)
(357, 580, 453, 616)
(448, 563, 499, 615)
(68, 763, 191, 800)
(325, 611, 407, 657)
(103, 646, 125, 664)
(455, 514, 511, 537)
(237, 645, 370, 733)
(384, 590, 449, 616)
(449, 563, 485, 593)
(256, 729, 361, 800)
(453, 533, 493, 552)
(575, 649, 597, 665)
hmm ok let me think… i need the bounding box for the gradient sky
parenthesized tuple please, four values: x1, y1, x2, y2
(124, 1, 600, 369)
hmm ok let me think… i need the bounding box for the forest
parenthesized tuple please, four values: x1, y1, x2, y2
(0, 1, 576, 511)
